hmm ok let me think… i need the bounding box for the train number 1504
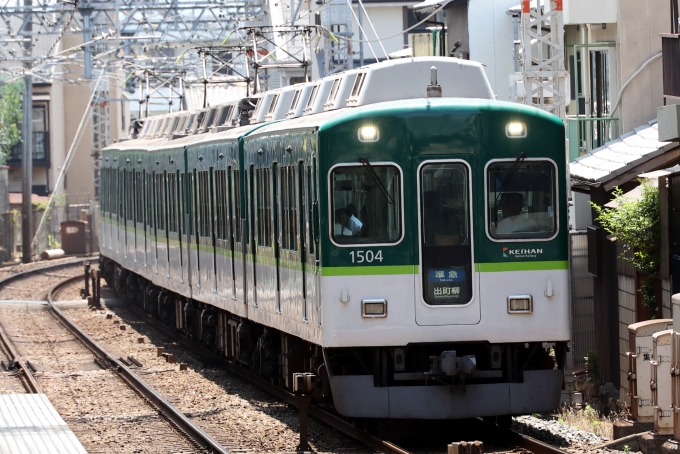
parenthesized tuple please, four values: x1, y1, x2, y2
(350, 250, 383, 263)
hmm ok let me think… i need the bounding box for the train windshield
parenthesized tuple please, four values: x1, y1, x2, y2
(331, 164, 401, 245)
(420, 162, 473, 305)
(487, 160, 557, 239)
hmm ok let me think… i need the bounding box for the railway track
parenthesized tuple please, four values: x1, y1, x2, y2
(72, 278, 572, 454)
(1, 258, 574, 454)
(0, 260, 222, 454)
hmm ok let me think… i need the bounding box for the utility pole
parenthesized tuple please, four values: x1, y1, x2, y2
(21, 0, 32, 263)
(358, 0, 364, 67)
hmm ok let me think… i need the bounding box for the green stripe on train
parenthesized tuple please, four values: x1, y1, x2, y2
(475, 261, 568, 272)
(322, 261, 568, 276)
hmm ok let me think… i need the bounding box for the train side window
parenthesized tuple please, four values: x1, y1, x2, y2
(197, 170, 211, 238)
(167, 172, 178, 233)
(256, 167, 272, 247)
(118, 170, 123, 219)
(280, 166, 298, 251)
(215, 170, 228, 241)
(487, 160, 557, 240)
(330, 164, 402, 245)
(147, 172, 155, 230)
(233, 169, 241, 241)
(420, 162, 472, 305)
(156, 172, 166, 231)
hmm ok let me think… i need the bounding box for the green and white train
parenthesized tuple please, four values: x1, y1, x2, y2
(99, 57, 569, 420)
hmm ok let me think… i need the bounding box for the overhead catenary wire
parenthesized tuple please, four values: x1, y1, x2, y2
(357, 0, 389, 60)
(322, 5, 445, 44)
(344, 0, 379, 61)
(30, 65, 107, 252)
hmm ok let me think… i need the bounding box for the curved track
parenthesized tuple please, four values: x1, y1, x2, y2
(8, 258, 573, 454)
(47, 274, 229, 454)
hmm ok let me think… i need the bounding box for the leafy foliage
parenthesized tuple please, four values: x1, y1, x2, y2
(0, 80, 24, 165)
(592, 182, 660, 313)
(586, 349, 601, 384)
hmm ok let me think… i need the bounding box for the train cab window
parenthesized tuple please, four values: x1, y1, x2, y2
(331, 164, 401, 245)
(487, 160, 557, 240)
(420, 162, 472, 305)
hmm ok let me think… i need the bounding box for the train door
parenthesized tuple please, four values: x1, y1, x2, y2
(167, 170, 182, 284)
(214, 167, 233, 298)
(155, 170, 169, 278)
(134, 170, 145, 267)
(125, 168, 135, 266)
(114, 168, 122, 256)
(191, 169, 202, 289)
(232, 164, 246, 303)
(246, 164, 257, 306)
(196, 167, 217, 292)
(146, 171, 156, 276)
(277, 163, 306, 321)
(414, 158, 480, 325)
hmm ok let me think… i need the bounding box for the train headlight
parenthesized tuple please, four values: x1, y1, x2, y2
(506, 122, 527, 138)
(358, 126, 379, 142)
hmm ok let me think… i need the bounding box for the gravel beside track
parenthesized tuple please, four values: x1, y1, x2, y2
(63, 300, 370, 453)
(0, 305, 199, 453)
(0, 263, 85, 300)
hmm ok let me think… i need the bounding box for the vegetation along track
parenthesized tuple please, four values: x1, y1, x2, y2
(0, 259, 222, 453)
(58, 269, 573, 454)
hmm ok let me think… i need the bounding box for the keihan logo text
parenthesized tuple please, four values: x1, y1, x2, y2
(503, 247, 543, 258)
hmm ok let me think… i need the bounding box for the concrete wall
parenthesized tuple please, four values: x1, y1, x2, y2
(445, 1, 469, 56)
(351, 3, 413, 58)
(0, 167, 8, 214)
(468, 0, 517, 101)
(616, 0, 667, 134)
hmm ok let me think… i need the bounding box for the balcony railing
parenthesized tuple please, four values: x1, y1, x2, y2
(6, 131, 50, 167)
(566, 116, 619, 162)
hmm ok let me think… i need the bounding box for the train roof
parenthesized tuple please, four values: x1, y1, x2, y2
(245, 97, 562, 139)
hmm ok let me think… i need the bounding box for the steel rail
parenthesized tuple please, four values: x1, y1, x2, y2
(124, 303, 412, 454)
(0, 257, 95, 394)
(0, 322, 42, 393)
(46, 275, 230, 454)
(0, 256, 97, 291)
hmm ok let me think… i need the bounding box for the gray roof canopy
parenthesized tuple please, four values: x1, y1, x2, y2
(570, 120, 680, 191)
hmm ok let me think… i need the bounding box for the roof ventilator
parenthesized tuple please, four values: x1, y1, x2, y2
(427, 66, 442, 98)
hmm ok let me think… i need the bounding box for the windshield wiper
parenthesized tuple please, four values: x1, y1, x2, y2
(359, 156, 394, 204)
(494, 152, 526, 205)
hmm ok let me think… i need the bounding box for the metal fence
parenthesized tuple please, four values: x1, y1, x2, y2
(570, 231, 596, 372)
(0, 213, 13, 265)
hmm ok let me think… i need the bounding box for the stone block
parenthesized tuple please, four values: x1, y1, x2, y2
(662, 439, 680, 454)
(613, 421, 654, 440)
(640, 432, 672, 454)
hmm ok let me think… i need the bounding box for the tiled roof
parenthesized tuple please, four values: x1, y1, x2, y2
(569, 120, 679, 185)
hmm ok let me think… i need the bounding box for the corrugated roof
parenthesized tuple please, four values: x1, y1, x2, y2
(569, 120, 679, 186)
(0, 394, 87, 454)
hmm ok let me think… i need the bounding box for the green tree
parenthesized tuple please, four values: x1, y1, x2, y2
(0, 80, 24, 165)
(591, 182, 660, 313)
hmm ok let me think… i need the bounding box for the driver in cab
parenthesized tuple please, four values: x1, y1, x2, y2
(495, 193, 537, 234)
(334, 207, 363, 236)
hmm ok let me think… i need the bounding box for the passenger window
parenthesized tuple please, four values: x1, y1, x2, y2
(487, 160, 557, 240)
(420, 163, 472, 305)
(331, 164, 401, 245)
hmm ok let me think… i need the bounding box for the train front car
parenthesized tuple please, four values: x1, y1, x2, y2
(318, 98, 568, 420)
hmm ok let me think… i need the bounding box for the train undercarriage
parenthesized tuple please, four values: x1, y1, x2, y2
(101, 256, 567, 421)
